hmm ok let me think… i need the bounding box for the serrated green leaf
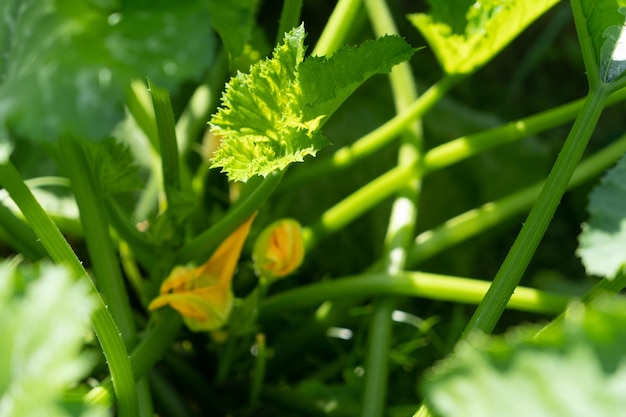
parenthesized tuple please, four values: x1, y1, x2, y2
(80, 137, 143, 195)
(424, 298, 626, 417)
(209, 24, 323, 182)
(0, 261, 108, 416)
(208, 0, 258, 61)
(572, 0, 626, 85)
(0, 0, 215, 143)
(408, 0, 559, 75)
(577, 153, 626, 279)
(299, 36, 417, 119)
(210, 24, 415, 182)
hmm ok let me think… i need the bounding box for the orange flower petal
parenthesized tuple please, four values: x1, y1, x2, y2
(149, 214, 257, 332)
(195, 213, 257, 287)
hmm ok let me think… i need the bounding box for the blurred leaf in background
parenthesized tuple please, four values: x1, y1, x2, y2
(0, 0, 215, 143)
(0, 260, 107, 416)
(423, 297, 626, 417)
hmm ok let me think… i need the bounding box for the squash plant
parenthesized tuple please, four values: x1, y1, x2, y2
(2, 1, 626, 416)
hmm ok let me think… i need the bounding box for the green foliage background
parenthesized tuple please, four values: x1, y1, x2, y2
(2, 1, 626, 416)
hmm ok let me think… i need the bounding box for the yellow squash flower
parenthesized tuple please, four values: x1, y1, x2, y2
(148, 215, 256, 332)
(252, 218, 304, 280)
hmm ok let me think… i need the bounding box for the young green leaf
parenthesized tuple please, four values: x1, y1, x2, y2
(571, 0, 626, 86)
(408, 0, 559, 75)
(577, 153, 626, 279)
(0, 261, 108, 416)
(0, 0, 215, 142)
(423, 298, 626, 417)
(210, 24, 415, 182)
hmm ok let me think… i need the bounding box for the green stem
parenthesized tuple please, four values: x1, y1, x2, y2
(0, 160, 138, 417)
(423, 87, 626, 172)
(302, 163, 416, 250)
(127, 80, 159, 151)
(281, 86, 626, 192)
(580, 269, 626, 305)
(248, 333, 268, 410)
(88, 172, 286, 402)
(408, 131, 626, 266)
(462, 85, 611, 338)
(61, 137, 153, 417)
(0, 200, 46, 260)
(361, 301, 393, 417)
(86, 309, 183, 405)
(312, 0, 363, 56)
(279, 74, 461, 192)
(176, 171, 284, 264)
(104, 197, 153, 267)
(260, 271, 569, 318)
(149, 80, 181, 201)
(276, 0, 303, 44)
(176, 51, 228, 156)
(361, 1, 422, 416)
(537, 270, 626, 341)
(60, 135, 136, 342)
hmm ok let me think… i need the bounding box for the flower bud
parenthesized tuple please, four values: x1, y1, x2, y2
(253, 219, 304, 280)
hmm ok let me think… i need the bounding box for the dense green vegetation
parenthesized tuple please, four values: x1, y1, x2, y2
(2, 1, 626, 416)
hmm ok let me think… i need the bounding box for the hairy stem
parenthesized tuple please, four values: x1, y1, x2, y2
(462, 85, 611, 338)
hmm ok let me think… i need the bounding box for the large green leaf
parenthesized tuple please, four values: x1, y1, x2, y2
(572, 0, 626, 86)
(423, 298, 626, 417)
(0, 0, 215, 143)
(577, 153, 626, 279)
(408, 0, 559, 75)
(210, 24, 415, 182)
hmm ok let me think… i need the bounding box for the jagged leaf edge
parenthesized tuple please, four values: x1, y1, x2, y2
(577, 152, 626, 279)
(209, 24, 327, 182)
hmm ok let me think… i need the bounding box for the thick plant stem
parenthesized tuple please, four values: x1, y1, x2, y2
(0, 160, 138, 417)
(422, 87, 626, 172)
(86, 309, 183, 405)
(302, 163, 415, 250)
(312, 0, 363, 56)
(462, 85, 611, 338)
(59, 136, 154, 417)
(260, 271, 569, 319)
(407, 131, 626, 267)
(149, 81, 182, 209)
(280, 86, 626, 192)
(60, 135, 136, 343)
(277, 0, 303, 44)
(361, 1, 422, 416)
